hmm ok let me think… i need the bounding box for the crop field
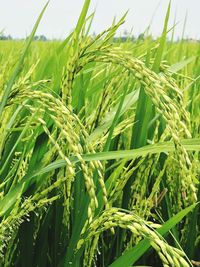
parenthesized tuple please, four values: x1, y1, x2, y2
(0, 1, 199, 267)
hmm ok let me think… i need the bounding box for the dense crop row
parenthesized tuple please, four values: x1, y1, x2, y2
(0, 1, 199, 266)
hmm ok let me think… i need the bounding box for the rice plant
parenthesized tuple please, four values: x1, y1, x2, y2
(0, 1, 199, 266)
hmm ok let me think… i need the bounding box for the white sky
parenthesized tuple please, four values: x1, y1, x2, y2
(0, 0, 199, 39)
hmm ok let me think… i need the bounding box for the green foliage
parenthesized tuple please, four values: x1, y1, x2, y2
(0, 1, 199, 267)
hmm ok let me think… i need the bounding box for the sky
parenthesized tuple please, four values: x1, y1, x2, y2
(0, 0, 199, 40)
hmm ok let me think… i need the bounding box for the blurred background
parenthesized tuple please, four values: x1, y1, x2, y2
(0, 0, 199, 40)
